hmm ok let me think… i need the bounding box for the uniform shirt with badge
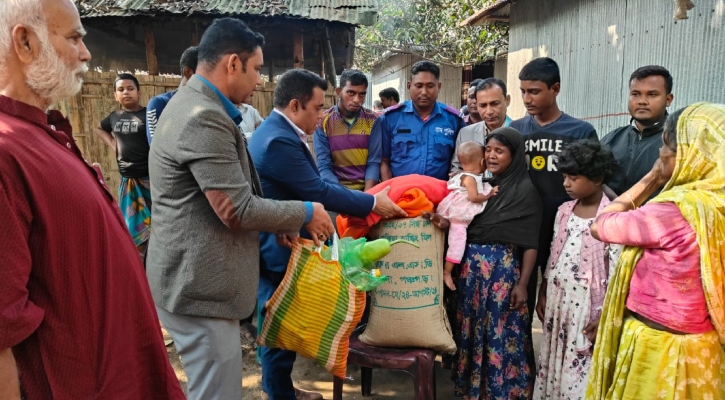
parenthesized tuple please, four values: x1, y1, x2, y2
(101, 108, 149, 178)
(369, 100, 464, 181)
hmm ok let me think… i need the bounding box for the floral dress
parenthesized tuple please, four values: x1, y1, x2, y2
(533, 213, 621, 400)
(454, 242, 535, 399)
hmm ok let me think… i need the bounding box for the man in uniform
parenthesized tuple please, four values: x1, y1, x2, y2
(369, 60, 465, 182)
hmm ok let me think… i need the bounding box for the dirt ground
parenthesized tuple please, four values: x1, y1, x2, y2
(162, 319, 543, 400)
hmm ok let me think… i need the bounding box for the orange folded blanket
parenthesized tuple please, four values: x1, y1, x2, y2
(337, 174, 448, 238)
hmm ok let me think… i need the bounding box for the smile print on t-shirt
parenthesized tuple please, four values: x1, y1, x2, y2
(526, 137, 564, 172)
(512, 114, 597, 199)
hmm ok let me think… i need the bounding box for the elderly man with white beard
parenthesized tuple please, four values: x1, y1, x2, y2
(0, 1, 185, 399)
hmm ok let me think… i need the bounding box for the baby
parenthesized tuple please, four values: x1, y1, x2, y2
(425, 141, 498, 290)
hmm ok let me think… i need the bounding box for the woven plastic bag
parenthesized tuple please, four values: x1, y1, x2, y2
(257, 235, 366, 378)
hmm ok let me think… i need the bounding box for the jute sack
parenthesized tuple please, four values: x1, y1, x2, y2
(359, 217, 456, 353)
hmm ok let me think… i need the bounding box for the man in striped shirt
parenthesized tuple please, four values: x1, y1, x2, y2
(313, 69, 379, 191)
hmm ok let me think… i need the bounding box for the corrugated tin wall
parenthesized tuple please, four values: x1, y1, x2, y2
(364, 72, 374, 110)
(494, 55, 508, 85)
(371, 55, 409, 106)
(370, 54, 464, 108)
(506, 0, 725, 136)
(439, 61, 465, 108)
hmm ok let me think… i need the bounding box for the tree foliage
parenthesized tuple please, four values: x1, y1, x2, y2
(354, 0, 509, 72)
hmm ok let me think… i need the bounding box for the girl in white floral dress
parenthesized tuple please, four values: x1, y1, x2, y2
(533, 141, 622, 400)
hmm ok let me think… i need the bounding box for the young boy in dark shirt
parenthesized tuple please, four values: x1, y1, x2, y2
(510, 57, 598, 321)
(95, 73, 151, 259)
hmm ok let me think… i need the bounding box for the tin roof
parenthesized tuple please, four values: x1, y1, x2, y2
(460, 0, 511, 26)
(75, 0, 379, 25)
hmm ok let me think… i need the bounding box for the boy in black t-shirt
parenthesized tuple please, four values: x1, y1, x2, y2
(95, 73, 151, 259)
(510, 58, 598, 322)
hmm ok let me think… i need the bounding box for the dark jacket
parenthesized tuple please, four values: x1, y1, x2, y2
(601, 113, 667, 197)
(249, 111, 375, 274)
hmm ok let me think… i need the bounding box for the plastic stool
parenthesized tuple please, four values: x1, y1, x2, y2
(332, 332, 436, 399)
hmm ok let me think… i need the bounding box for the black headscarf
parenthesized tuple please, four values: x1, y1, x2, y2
(467, 127, 542, 249)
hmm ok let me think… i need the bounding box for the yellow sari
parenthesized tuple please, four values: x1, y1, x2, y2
(586, 103, 725, 399)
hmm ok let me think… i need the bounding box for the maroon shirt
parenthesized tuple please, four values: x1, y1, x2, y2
(0, 96, 184, 399)
(46, 109, 74, 142)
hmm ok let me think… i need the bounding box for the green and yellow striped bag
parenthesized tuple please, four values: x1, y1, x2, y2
(258, 237, 366, 378)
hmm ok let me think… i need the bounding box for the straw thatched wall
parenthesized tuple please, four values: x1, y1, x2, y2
(54, 71, 337, 197)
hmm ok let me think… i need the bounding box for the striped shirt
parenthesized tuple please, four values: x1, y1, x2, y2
(313, 106, 378, 190)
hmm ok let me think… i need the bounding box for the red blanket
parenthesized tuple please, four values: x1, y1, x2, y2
(336, 174, 448, 238)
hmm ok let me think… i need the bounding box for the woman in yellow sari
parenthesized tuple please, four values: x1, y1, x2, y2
(586, 102, 725, 399)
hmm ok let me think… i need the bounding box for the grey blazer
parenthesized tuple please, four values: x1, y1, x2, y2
(450, 121, 488, 173)
(147, 76, 307, 320)
(450, 116, 512, 173)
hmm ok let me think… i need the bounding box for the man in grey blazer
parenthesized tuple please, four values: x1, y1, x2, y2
(450, 77, 512, 173)
(147, 18, 334, 400)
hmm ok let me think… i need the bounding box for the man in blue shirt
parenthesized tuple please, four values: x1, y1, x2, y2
(369, 60, 464, 182)
(145, 46, 198, 143)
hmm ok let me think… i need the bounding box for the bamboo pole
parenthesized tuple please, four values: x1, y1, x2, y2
(293, 31, 304, 69)
(144, 23, 159, 76)
(322, 27, 336, 87)
(345, 28, 355, 70)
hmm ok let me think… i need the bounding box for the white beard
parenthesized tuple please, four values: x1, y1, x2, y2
(25, 31, 88, 106)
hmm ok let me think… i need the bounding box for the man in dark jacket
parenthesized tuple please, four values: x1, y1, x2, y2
(249, 69, 405, 400)
(601, 66, 674, 197)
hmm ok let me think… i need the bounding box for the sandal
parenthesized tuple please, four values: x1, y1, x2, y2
(240, 321, 257, 347)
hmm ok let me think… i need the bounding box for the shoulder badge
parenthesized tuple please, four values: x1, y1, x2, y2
(443, 104, 462, 118)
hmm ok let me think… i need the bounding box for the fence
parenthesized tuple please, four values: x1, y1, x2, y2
(54, 71, 337, 197)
